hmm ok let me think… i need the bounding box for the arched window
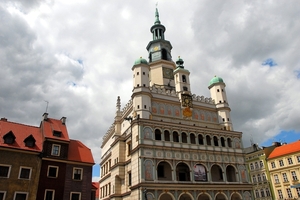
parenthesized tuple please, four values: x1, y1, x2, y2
(164, 130, 170, 141)
(206, 135, 211, 145)
(257, 174, 261, 182)
(176, 163, 190, 181)
(211, 165, 223, 182)
(226, 165, 236, 182)
(157, 161, 172, 181)
(173, 131, 179, 142)
(213, 136, 218, 146)
(155, 129, 162, 140)
(252, 175, 256, 183)
(262, 173, 267, 181)
(190, 133, 196, 144)
(198, 135, 204, 145)
(162, 49, 168, 60)
(255, 190, 259, 198)
(182, 75, 187, 83)
(181, 132, 187, 143)
(220, 137, 225, 147)
(227, 138, 232, 147)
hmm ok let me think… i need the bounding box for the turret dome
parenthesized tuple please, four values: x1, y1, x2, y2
(209, 76, 224, 86)
(134, 57, 148, 65)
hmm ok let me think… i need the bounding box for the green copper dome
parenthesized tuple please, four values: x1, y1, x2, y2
(209, 76, 224, 86)
(134, 57, 148, 65)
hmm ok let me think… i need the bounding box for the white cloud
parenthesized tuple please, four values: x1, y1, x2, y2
(1, 0, 300, 166)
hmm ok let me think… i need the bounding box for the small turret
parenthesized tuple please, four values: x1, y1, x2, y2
(208, 76, 233, 130)
(174, 56, 191, 94)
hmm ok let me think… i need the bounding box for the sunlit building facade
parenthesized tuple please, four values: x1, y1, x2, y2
(100, 8, 252, 200)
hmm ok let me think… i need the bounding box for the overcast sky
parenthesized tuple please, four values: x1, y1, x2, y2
(1, 0, 300, 180)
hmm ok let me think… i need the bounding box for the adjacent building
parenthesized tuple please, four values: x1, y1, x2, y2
(0, 114, 94, 200)
(244, 143, 280, 200)
(100, 8, 252, 200)
(267, 140, 300, 199)
(0, 117, 43, 200)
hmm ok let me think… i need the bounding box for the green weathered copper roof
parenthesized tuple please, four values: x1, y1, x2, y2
(176, 56, 184, 68)
(134, 57, 148, 65)
(154, 8, 161, 25)
(209, 76, 224, 86)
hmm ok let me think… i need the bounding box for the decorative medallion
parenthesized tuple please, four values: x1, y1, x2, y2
(183, 107, 192, 118)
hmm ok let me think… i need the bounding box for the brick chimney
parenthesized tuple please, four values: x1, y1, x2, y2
(42, 113, 48, 121)
(60, 117, 66, 125)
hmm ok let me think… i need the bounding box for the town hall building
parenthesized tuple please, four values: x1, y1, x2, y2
(100, 8, 252, 200)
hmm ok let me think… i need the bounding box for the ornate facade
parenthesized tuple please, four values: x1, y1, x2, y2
(100, 8, 252, 200)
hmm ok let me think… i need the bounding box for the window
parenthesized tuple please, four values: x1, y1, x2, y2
(286, 188, 293, 198)
(128, 172, 131, 186)
(277, 189, 283, 199)
(297, 156, 300, 163)
(271, 162, 276, 168)
(250, 163, 254, 170)
(265, 188, 271, 196)
(259, 160, 264, 168)
(260, 189, 265, 197)
(73, 168, 83, 180)
(44, 190, 55, 200)
(255, 190, 259, 198)
(257, 174, 261, 182)
(3, 131, 16, 144)
(282, 173, 288, 182)
(19, 167, 31, 179)
(255, 162, 259, 169)
(24, 135, 36, 147)
(262, 173, 267, 181)
(14, 192, 27, 200)
(291, 171, 298, 181)
(252, 175, 257, 183)
(0, 191, 6, 200)
(70, 192, 81, 200)
(127, 142, 131, 156)
(288, 157, 293, 165)
(296, 188, 300, 197)
(0, 165, 11, 178)
(47, 166, 58, 178)
(182, 75, 186, 83)
(274, 174, 279, 183)
(51, 144, 61, 156)
(279, 160, 284, 167)
(53, 131, 62, 137)
(183, 86, 188, 91)
(217, 89, 220, 92)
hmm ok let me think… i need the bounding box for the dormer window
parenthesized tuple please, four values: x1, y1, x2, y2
(53, 131, 62, 137)
(24, 135, 36, 147)
(3, 131, 16, 144)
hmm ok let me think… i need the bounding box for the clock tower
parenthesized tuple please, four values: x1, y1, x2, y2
(146, 8, 176, 88)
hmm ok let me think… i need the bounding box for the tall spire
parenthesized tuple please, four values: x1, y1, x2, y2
(154, 8, 161, 25)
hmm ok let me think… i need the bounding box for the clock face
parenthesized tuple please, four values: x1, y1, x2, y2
(181, 94, 193, 107)
(163, 67, 174, 79)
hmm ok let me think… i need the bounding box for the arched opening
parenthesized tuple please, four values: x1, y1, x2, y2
(157, 161, 172, 181)
(227, 138, 232, 147)
(164, 130, 170, 141)
(226, 165, 237, 182)
(220, 137, 225, 147)
(198, 134, 204, 145)
(159, 193, 173, 200)
(194, 164, 207, 181)
(173, 131, 179, 142)
(176, 163, 190, 181)
(231, 193, 242, 200)
(182, 75, 187, 83)
(206, 135, 211, 145)
(181, 132, 187, 143)
(213, 136, 219, 146)
(162, 49, 168, 60)
(179, 193, 192, 200)
(211, 165, 223, 182)
(198, 193, 210, 200)
(155, 129, 162, 140)
(215, 193, 227, 200)
(190, 133, 196, 144)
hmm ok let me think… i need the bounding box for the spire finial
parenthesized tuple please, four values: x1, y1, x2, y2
(116, 96, 121, 112)
(154, 5, 161, 25)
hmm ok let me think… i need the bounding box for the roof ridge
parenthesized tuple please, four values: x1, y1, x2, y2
(0, 119, 39, 129)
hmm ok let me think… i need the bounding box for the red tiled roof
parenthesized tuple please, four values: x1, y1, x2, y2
(92, 182, 100, 198)
(0, 119, 43, 152)
(268, 140, 300, 159)
(68, 139, 94, 164)
(42, 118, 70, 142)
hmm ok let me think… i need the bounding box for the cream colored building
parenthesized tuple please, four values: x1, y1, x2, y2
(267, 140, 300, 200)
(244, 143, 279, 200)
(100, 8, 252, 200)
